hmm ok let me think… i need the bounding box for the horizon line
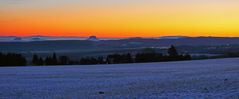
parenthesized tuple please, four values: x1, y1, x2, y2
(1, 35, 239, 38)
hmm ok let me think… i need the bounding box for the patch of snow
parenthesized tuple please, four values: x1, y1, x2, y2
(0, 58, 238, 98)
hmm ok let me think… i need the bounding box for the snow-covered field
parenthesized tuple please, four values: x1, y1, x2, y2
(0, 58, 238, 99)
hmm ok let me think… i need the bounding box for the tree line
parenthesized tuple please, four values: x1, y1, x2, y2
(32, 53, 78, 66)
(0, 45, 191, 66)
(0, 53, 27, 66)
(31, 45, 191, 65)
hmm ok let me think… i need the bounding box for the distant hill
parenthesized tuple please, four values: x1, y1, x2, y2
(0, 36, 86, 42)
(87, 36, 100, 41)
(123, 37, 239, 46)
(0, 37, 239, 52)
(158, 36, 189, 39)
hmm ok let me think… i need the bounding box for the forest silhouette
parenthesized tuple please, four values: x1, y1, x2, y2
(0, 45, 191, 66)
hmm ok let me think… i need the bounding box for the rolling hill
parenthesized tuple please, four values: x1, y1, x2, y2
(0, 58, 238, 98)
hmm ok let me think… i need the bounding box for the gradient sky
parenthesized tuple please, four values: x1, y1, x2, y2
(1, 0, 239, 37)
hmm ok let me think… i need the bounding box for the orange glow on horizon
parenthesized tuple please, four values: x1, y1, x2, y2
(1, 0, 239, 37)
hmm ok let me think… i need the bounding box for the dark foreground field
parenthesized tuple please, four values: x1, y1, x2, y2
(0, 58, 238, 98)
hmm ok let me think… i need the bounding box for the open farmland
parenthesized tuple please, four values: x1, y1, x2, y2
(0, 58, 238, 98)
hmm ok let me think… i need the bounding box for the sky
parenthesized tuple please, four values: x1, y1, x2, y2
(1, 0, 239, 38)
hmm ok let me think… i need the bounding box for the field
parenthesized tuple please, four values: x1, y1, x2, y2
(0, 58, 238, 99)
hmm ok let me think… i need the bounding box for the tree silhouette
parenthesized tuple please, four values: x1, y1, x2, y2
(32, 54, 39, 65)
(44, 53, 58, 65)
(1, 45, 192, 66)
(168, 45, 178, 57)
(38, 57, 44, 65)
(52, 53, 58, 65)
(59, 56, 70, 65)
(0, 53, 27, 66)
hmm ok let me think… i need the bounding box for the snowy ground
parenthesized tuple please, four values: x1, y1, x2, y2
(0, 58, 238, 99)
